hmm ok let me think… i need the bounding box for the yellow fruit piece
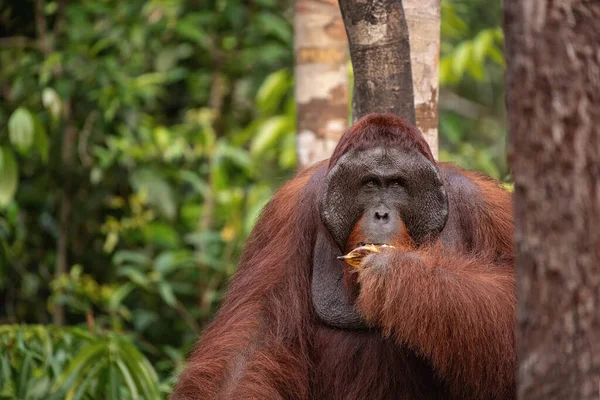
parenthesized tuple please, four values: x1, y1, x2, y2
(337, 244, 395, 268)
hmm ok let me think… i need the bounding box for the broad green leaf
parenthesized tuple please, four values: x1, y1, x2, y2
(104, 231, 119, 253)
(487, 46, 506, 68)
(441, 1, 468, 38)
(153, 126, 170, 149)
(28, 376, 52, 399)
(439, 57, 455, 85)
(107, 363, 120, 400)
(250, 116, 289, 156)
(113, 251, 151, 267)
(278, 131, 297, 169)
(8, 107, 35, 152)
(0, 353, 15, 397)
(467, 61, 486, 81)
(33, 114, 50, 162)
(154, 251, 192, 275)
(209, 153, 228, 191)
(39, 53, 62, 86)
(116, 358, 139, 399)
(0, 353, 12, 387)
(257, 12, 292, 43)
(256, 69, 290, 115)
(52, 341, 106, 394)
(131, 169, 176, 220)
(67, 360, 104, 400)
(179, 171, 208, 196)
(452, 43, 472, 79)
(89, 37, 115, 57)
(119, 267, 151, 290)
(133, 73, 167, 88)
(18, 352, 33, 399)
(0, 147, 18, 207)
(494, 27, 505, 42)
(116, 339, 160, 399)
(108, 283, 135, 311)
(176, 17, 211, 49)
(473, 30, 494, 62)
(183, 231, 221, 247)
(219, 143, 253, 171)
(158, 282, 177, 307)
(42, 88, 62, 120)
(154, 252, 177, 275)
(35, 325, 53, 368)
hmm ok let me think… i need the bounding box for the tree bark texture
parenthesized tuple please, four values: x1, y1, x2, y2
(339, 0, 415, 125)
(404, 0, 440, 158)
(505, 1, 600, 399)
(295, 0, 349, 170)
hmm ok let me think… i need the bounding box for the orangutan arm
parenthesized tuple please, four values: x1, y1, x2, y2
(355, 246, 516, 400)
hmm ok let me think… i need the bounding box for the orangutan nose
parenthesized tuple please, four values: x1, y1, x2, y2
(374, 208, 390, 223)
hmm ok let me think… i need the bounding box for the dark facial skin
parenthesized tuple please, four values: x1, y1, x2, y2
(319, 146, 448, 251)
(312, 145, 449, 329)
(350, 182, 405, 247)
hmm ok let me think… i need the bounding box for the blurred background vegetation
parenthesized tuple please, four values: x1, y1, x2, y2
(0, 0, 507, 398)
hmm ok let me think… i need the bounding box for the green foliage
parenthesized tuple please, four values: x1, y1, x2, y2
(0, 148, 18, 207)
(0, 0, 507, 397)
(440, 28, 504, 84)
(0, 325, 161, 399)
(0, 0, 295, 395)
(8, 108, 35, 153)
(439, 0, 509, 180)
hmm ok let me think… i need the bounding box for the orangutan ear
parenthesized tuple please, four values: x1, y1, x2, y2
(303, 166, 364, 329)
(311, 229, 366, 329)
(318, 151, 364, 252)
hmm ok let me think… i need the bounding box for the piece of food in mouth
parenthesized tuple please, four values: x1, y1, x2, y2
(337, 244, 395, 268)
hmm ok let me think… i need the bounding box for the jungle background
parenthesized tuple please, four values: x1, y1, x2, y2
(0, 0, 506, 398)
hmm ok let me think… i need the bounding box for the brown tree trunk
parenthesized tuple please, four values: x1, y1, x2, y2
(54, 100, 77, 327)
(505, 1, 600, 398)
(339, 0, 415, 124)
(295, 0, 349, 170)
(404, 0, 440, 158)
(36, 0, 72, 327)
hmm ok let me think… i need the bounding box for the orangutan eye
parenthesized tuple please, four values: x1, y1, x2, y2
(363, 178, 378, 188)
(389, 177, 406, 188)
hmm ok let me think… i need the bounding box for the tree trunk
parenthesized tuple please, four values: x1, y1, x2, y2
(36, 0, 72, 326)
(505, 1, 600, 399)
(404, 0, 440, 158)
(339, 0, 415, 124)
(54, 100, 77, 326)
(295, 0, 349, 170)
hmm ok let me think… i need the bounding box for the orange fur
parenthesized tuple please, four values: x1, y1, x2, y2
(357, 242, 515, 400)
(171, 114, 516, 400)
(345, 214, 415, 253)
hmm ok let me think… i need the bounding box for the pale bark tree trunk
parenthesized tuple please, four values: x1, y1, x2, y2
(505, 1, 600, 399)
(339, 0, 415, 125)
(295, 0, 349, 170)
(404, 0, 440, 159)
